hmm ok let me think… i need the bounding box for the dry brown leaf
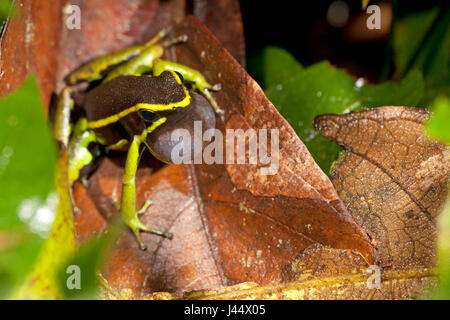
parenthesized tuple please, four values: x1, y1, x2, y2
(0, 0, 64, 106)
(100, 244, 436, 300)
(314, 107, 450, 269)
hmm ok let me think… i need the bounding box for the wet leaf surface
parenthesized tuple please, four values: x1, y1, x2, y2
(314, 107, 450, 269)
(247, 46, 303, 90)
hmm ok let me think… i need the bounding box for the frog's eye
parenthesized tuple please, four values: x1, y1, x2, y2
(175, 71, 184, 83)
(139, 110, 157, 122)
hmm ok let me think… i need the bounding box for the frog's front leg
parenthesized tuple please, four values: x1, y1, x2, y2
(68, 118, 99, 185)
(121, 118, 172, 250)
(153, 60, 223, 114)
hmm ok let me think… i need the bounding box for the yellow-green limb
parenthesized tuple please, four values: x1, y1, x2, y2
(68, 118, 98, 184)
(102, 33, 189, 83)
(102, 45, 164, 83)
(67, 29, 169, 84)
(120, 117, 172, 250)
(67, 45, 145, 84)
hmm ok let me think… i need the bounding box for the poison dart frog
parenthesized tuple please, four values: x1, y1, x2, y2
(53, 28, 221, 250)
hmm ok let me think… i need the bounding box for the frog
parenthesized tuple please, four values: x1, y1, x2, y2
(54, 28, 221, 250)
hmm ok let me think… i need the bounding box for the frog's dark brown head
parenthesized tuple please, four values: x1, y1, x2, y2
(145, 92, 216, 164)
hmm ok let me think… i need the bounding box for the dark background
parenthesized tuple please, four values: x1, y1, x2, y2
(240, 0, 447, 82)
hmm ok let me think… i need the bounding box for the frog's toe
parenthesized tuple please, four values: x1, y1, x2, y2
(131, 228, 147, 251)
(128, 216, 172, 250)
(137, 200, 152, 215)
(211, 83, 222, 91)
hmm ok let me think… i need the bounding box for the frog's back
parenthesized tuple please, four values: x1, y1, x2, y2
(84, 71, 187, 122)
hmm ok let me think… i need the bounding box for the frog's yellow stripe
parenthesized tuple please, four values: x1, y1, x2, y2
(106, 117, 167, 151)
(87, 85, 190, 129)
(107, 139, 129, 150)
(140, 117, 167, 138)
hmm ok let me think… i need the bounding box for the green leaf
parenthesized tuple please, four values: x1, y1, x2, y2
(360, 69, 425, 108)
(12, 148, 77, 299)
(57, 226, 117, 300)
(426, 196, 450, 299)
(266, 61, 356, 173)
(0, 0, 13, 29)
(393, 7, 440, 79)
(393, 6, 450, 105)
(0, 76, 58, 298)
(426, 96, 450, 144)
(264, 58, 425, 173)
(58, 237, 106, 299)
(247, 46, 303, 90)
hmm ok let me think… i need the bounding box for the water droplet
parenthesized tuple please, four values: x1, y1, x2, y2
(355, 77, 365, 89)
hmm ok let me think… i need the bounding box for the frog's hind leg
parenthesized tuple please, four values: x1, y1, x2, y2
(67, 29, 169, 85)
(120, 121, 172, 250)
(153, 59, 223, 115)
(160, 34, 188, 48)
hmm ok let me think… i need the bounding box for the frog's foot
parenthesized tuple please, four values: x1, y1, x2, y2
(80, 176, 90, 189)
(137, 200, 152, 215)
(196, 77, 222, 115)
(126, 210, 173, 251)
(161, 34, 188, 48)
(202, 88, 224, 116)
(144, 28, 170, 47)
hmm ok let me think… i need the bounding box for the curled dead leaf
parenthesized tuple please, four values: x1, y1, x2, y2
(314, 107, 450, 269)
